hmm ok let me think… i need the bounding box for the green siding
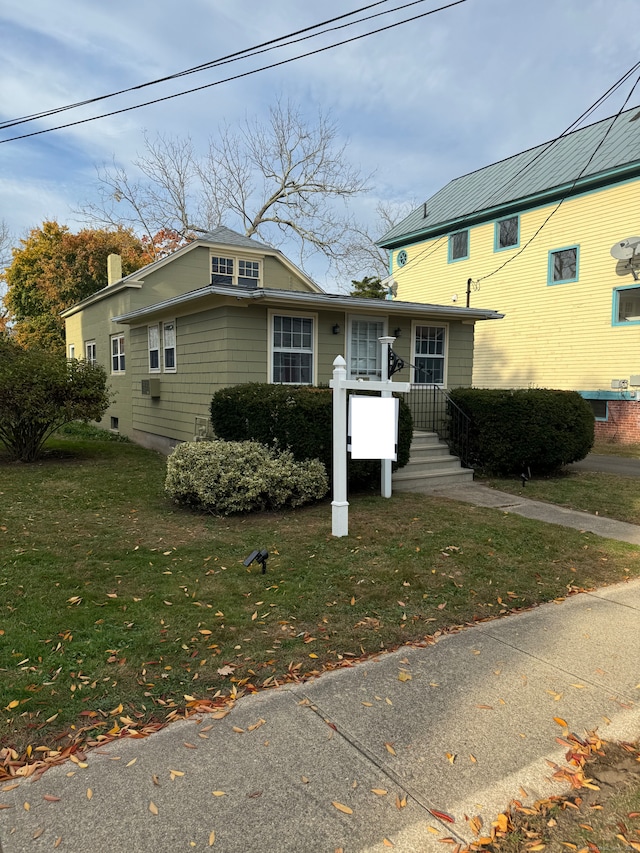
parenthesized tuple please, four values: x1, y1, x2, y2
(262, 256, 314, 291)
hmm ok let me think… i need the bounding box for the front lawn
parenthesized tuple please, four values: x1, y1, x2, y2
(2, 432, 639, 775)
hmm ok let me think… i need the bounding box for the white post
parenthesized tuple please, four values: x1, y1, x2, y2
(380, 336, 395, 498)
(329, 355, 349, 537)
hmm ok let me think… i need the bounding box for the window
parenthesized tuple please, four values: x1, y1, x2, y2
(271, 314, 314, 384)
(413, 325, 446, 385)
(211, 255, 261, 287)
(495, 216, 519, 250)
(163, 321, 176, 372)
(85, 340, 96, 363)
(211, 256, 234, 285)
(238, 260, 260, 288)
(613, 285, 640, 324)
(148, 325, 160, 372)
(68, 344, 75, 360)
(548, 246, 578, 284)
(449, 230, 469, 262)
(587, 399, 608, 421)
(111, 335, 125, 373)
(349, 319, 384, 378)
(110, 416, 119, 431)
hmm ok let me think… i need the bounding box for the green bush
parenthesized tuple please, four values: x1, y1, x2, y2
(165, 440, 329, 515)
(0, 339, 111, 462)
(448, 388, 594, 476)
(209, 383, 413, 490)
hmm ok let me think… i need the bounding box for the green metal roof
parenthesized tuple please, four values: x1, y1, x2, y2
(379, 105, 640, 248)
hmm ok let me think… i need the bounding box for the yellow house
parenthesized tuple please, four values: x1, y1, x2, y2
(378, 106, 640, 443)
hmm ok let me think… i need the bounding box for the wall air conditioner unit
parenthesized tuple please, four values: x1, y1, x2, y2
(630, 375, 640, 386)
(194, 416, 214, 442)
(141, 378, 161, 398)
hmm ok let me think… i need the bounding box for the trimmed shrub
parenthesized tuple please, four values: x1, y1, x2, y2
(448, 388, 594, 476)
(165, 440, 329, 515)
(209, 383, 413, 490)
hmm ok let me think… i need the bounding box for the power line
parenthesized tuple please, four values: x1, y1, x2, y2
(0, 1, 396, 130)
(0, 0, 468, 144)
(387, 60, 640, 288)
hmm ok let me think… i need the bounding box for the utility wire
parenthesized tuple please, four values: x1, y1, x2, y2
(474, 67, 640, 284)
(0, 0, 467, 143)
(0, 0, 402, 129)
(385, 60, 640, 288)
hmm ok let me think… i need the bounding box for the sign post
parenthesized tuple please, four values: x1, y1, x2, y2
(329, 337, 410, 537)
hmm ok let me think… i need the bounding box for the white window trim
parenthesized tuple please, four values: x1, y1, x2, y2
(148, 324, 161, 373)
(85, 340, 96, 364)
(68, 343, 76, 360)
(410, 321, 449, 387)
(268, 310, 317, 385)
(346, 315, 388, 380)
(110, 334, 125, 374)
(210, 252, 262, 288)
(163, 319, 177, 373)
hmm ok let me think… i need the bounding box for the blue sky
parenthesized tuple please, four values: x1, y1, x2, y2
(1, 0, 638, 288)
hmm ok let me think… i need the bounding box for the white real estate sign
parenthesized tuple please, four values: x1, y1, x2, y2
(349, 395, 398, 460)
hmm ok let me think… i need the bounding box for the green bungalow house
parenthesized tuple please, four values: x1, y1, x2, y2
(63, 227, 502, 470)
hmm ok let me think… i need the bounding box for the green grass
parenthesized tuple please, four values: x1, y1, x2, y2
(480, 467, 640, 524)
(594, 438, 640, 458)
(2, 431, 640, 766)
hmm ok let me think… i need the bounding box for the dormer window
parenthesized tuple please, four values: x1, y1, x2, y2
(211, 255, 261, 288)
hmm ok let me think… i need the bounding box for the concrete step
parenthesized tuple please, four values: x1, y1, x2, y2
(393, 430, 473, 492)
(393, 466, 474, 491)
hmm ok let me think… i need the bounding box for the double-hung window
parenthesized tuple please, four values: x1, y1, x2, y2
(163, 321, 176, 371)
(238, 260, 260, 288)
(271, 314, 314, 384)
(449, 229, 469, 262)
(111, 334, 125, 374)
(413, 325, 446, 385)
(148, 325, 160, 372)
(548, 246, 578, 284)
(211, 256, 234, 285)
(349, 318, 384, 378)
(85, 340, 96, 363)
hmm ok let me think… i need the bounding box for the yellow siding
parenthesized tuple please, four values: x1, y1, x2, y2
(394, 180, 640, 392)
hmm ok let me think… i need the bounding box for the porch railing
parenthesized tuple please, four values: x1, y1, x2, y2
(398, 384, 472, 468)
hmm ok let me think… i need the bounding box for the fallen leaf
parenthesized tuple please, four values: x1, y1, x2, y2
(43, 794, 61, 802)
(33, 828, 44, 839)
(554, 716, 568, 728)
(126, 758, 137, 768)
(149, 801, 159, 815)
(383, 840, 394, 847)
(87, 788, 93, 800)
(301, 777, 309, 785)
(332, 801, 353, 815)
(384, 742, 396, 756)
(469, 754, 477, 763)
(371, 788, 388, 796)
(396, 794, 407, 810)
(476, 704, 493, 710)
(232, 727, 245, 734)
(54, 838, 62, 849)
(209, 830, 215, 847)
(398, 670, 412, 682)
(211, 791, 226, 797)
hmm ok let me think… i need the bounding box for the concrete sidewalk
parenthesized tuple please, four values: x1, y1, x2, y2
(2, 492, 640, 852)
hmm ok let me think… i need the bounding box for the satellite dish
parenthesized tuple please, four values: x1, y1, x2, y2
(610, 237, 640, 260)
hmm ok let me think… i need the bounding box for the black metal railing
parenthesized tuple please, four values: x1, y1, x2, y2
(399, 384, 472, 468)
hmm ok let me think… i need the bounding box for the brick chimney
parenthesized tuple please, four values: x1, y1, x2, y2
(107, 254, 122, 285)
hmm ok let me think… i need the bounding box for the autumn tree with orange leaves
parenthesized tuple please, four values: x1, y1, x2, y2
(2, 221, 151, 351)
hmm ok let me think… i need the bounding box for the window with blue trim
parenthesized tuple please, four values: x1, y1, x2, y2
(613, 285, 640, 324)
(449, 230, 468, 262)
(495, 216, 519, 250)
(588, 399, 608, 421)
(548, 246, 578, 284)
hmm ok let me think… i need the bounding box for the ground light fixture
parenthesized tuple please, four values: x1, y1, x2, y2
(243, 549, 269, 573)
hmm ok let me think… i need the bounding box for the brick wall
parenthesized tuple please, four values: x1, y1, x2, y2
(594, 400, 640, 444)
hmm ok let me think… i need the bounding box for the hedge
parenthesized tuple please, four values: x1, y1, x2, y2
(210, 383, 413, 490)
(448, 388, 594, 476)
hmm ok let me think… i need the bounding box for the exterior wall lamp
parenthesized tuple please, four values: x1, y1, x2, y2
(332, 323, 341, 335)
(393, 327, 402, 338)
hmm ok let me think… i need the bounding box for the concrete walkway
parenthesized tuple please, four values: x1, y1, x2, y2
(2, 489, 640, 853)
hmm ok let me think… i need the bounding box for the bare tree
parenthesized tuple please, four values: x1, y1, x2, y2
(340, 199, 418, 282)
(0, 220, 13, 333)
(79, 100, 372, 271)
